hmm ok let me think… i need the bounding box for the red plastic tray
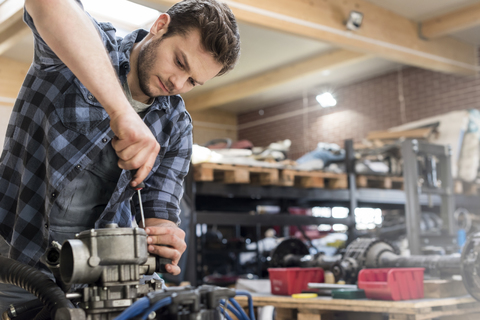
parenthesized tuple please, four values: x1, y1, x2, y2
(268, 267, 324, 295)
(358, 268, 424, 301)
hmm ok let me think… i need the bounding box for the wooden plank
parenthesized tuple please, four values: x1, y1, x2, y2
(143, 0, 477, 76)
(235, 295, 478, 314)
(193, 163, 279, 185)
(356, 175, 404, 190)
(366, 128, 434, 141)
(297, 309, 334, 320)
(276, 308, 296, 320)
(415, 305, 480, 320)
(389, 315, 415, 320)
(184, 50, 367, 111)
(421, 2, 480, 39)
(441, 313, 480, 320)
(345, 313, 383, 320)
(223, 168, 249, 184)
(279, 170, 347, 189)
(424, 279, 467, 299)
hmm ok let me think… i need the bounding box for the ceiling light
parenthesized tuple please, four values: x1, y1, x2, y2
(316, 92, 337, 108)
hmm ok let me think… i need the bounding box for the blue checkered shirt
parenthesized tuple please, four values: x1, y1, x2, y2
(0, 9, 193, 266)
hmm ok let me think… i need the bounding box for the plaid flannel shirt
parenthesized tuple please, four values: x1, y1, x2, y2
(0, 8, 193, 266)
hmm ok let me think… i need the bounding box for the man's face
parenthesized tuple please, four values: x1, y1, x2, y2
(137, 29, 223, 97)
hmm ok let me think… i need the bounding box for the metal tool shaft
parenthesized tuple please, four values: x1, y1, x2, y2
(137, 189, 145, 228)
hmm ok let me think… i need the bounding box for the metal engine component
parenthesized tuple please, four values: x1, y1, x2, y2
(2, 224, 243, 320)
(330, 238, 399, 284)
(59, 224, 153, 285)
(455, 208, 480, 233)
(461, 232, 480, 301)
(57, 224, 165, 319)
(269, 234, 480, 301)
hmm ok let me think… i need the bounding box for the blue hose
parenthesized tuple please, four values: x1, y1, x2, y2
(229, 298, 250, 320)
(114, 297, 150, 320)
(139, 297, 173, 320)
(235, 290, 256, 320)
(219, 306, 234, 320)
(221, 299, 246, 320)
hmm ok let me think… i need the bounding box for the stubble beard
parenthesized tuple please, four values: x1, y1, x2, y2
(137, 37, 164, 98)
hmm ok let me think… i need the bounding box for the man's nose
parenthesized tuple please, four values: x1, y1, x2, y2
(170, 73, 189, 91)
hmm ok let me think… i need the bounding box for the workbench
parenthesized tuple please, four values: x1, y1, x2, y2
(235, 294, 480, 320)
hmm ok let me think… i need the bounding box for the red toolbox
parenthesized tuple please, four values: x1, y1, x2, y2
(268, 267, 324, 295)
(358, 268, 424, 301)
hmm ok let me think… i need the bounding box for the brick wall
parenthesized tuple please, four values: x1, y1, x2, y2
(238, 66, 480, 160)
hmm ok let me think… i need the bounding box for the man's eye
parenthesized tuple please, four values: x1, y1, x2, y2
(176, 59, 184, 69)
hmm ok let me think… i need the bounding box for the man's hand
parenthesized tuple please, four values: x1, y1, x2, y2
(24, 0, 160, 187)
(144, 218, 186, 275)
(110, 109, 160, 187)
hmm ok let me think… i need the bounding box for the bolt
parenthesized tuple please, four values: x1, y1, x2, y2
(148, 311, 156, 319)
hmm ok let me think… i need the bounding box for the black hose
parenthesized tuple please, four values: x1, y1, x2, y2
(0, 256, 74, 318)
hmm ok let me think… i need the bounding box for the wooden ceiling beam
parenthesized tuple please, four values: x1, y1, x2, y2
(0, 56, 29, 104)
(421, 2, 480, 39)
(184, 49, 368, 111)
(0, 1, 28, 55)
(142, 0, 477, 75)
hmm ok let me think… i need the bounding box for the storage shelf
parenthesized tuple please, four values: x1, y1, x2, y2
(196, 211, 352, 226)
(195, 182, 480, 210)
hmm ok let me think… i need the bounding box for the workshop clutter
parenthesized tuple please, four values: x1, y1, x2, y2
(358, 268, 425, 301)
(268, 267, 324, 295)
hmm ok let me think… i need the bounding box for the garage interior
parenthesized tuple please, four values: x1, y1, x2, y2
(2, 0, 480, 319)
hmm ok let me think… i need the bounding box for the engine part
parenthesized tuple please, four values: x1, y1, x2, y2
(1, 224, 251, 320)
(269, 233, 480, 301)
(59, 224, 153, 285)
(455, 208, 480, 233)
(461, 232, 480, 301)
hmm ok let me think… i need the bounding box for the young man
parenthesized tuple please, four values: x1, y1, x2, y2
(0, 0, 240, 309)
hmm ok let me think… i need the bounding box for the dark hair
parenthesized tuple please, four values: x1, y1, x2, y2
(164, 0, 240, 76)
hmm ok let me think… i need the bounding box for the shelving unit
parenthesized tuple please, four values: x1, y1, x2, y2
(183, 140, 480, 286)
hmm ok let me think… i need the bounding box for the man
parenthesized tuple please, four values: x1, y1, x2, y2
(0, 0, 240, 310)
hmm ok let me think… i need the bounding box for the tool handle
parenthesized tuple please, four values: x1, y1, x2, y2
(130, 170, 146, 189)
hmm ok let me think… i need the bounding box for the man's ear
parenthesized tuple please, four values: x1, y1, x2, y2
(150, 13, 171, 37)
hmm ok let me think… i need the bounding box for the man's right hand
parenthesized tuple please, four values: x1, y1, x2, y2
(110, 109, 160, 187)
(25, 0, 160, 186)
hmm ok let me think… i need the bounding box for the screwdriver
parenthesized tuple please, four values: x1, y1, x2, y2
(131, 171, 173, 271)
(131, 170, 146, 228)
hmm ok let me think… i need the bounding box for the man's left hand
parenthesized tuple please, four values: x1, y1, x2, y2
(144, 218, 186, 275)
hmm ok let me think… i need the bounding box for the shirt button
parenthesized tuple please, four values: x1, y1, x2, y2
(88, 94, 94, 101)
(76, 165, 82, 169)
(44, 224, 48, 229)
(124, 64, 128, 69)
(51, 193, 56, 198)
(102, 138, 108, 143)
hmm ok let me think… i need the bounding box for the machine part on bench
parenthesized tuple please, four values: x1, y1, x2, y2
(269, 238, 310, 267)
(461, 232, 480, 301)
(269, 234, 480, 302)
